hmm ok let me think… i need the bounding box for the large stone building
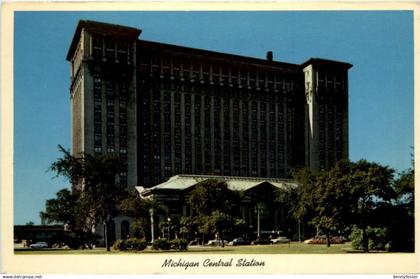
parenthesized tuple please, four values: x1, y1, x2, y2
(66, 20, 352, 240)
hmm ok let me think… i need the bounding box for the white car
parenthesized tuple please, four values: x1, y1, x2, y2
(271, 237, 290, 244)
(29, 242, 48, 248)
(207, 239, 228, 246)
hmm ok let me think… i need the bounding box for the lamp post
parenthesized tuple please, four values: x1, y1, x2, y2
(149, 208, 154, 243)
(255, 203, 264, 238)
(167, 217, 171, 241)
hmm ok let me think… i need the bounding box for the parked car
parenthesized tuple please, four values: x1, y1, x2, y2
(29, 242, 48, 248)
(251, 238, 272, 245)
(228, 238, 250, 246)
(188, 238, 201, 246)
(271, 236, 290, 244)
(207, 239, 229, 246)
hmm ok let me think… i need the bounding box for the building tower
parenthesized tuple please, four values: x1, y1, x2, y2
(66, 20, 141, 188)
(302, 59, 352, 171)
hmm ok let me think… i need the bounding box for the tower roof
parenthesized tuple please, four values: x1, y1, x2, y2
(301, 58, 353, 70)
(66, 20, 142, 61)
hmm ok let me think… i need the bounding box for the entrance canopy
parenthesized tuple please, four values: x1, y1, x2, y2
(136, 174, 297, 198)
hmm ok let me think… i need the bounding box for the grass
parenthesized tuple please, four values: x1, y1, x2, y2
(15, 242, 356, 255)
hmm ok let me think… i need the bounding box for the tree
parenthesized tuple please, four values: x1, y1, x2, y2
(394, 167, 414, 213)
(40, 188, 98, 248)
(179, 216, 196, 239)
(347, 160, 395, 252)
(188, 179, 238, 215)
(385, 163, 414, 252)
(289, 160, 396, 250)
(287, 167, 318, 239)
(48, 145, 124, 251)
(310, 161, 355, 247)
(187, 179, 239, 244)
(40, 188, 79, 227)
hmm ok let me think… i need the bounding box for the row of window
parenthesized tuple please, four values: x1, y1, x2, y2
(91, 36, 132, 64)
(139, 55, 296, 91)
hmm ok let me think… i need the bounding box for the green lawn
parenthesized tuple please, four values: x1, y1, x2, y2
(15, 242, 357, 254)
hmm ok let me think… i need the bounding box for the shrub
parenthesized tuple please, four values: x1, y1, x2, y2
(113, 237, 147, 251)
(152, 238, 171, 250)
(350, 226, 389, 251)
(170, 238, 188, 250)
(112, 239, 125, 251)
(127, 237, 148, 251)
(367, 227, 389, 251)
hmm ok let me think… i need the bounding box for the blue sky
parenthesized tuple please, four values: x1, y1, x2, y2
(13, 11, 413, 225)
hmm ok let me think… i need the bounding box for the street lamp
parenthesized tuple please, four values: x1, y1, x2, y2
(149, 208, 154, 243)
(167, 217, 171, 241)
(255, 203, 264, 238)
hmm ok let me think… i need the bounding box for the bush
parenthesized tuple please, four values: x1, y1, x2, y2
(127, 237, 148, 251)
(152, 238, 171, 250)
(113, 237, 147, 251)
(170, 238, 188, 250)
(350, 226, 389, 251)
(112, 239, 125, 251)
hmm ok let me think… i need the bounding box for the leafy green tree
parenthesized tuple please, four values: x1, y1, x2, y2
(380, 163, 414, 252)
(394, 167, 414, 213)
(287, 167, 318, 238)
(40, 188, 98, 248)
(179, 216, 196, 239)
(40, 188, 79, 227)
(187, 179, 239, 244)
(119, 189, 166, 241)
(289, 160, 396, 250)
(310, 161, 354, 246)
(48, 145, 124, 251)
(208, 211, 232, 244)
(188, 179, 238, 216)
(348, 160, 395, 252)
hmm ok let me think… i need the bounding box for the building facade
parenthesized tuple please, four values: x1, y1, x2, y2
(136, 174, 299, 240)
(66, 20, 352, 190)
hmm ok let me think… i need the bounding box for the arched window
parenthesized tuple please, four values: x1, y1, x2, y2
(121, 220, 130, 239)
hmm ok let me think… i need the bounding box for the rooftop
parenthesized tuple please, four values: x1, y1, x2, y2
(66, 20, 142, 61)
(67, 19, 352, 70)
(136, 174, 297, 198)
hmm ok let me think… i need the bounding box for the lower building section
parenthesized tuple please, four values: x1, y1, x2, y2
(94, 216, 135, 246)
(136, 174, 304, 242)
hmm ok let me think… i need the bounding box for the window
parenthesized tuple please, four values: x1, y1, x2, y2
(120, 220, 130, 239)
(94, 134, 102, 145)
(92, 36, 102, 59)
(105, 38, 115, 61)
